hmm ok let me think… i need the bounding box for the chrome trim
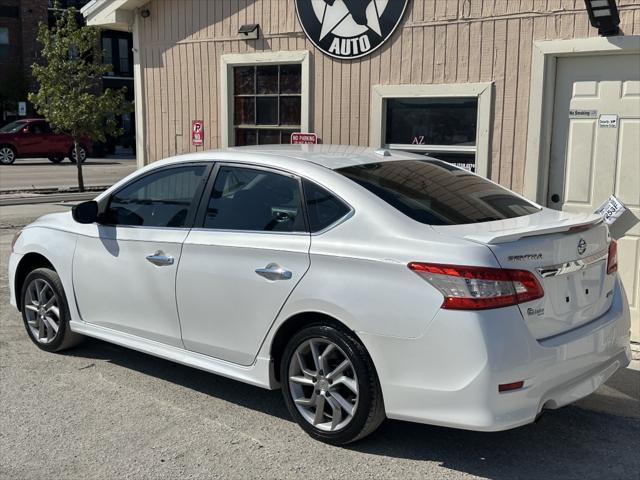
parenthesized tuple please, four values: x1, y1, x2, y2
(536, 249, 608, 278)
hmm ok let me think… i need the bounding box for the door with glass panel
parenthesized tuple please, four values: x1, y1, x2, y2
(176, 164, 311, 365)
(233, 64, 302, 146)
(72, 164, 210, 348)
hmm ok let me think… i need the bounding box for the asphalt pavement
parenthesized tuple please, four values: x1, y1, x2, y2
(0, 155, 137, 193)
(0, 203, 639, 480)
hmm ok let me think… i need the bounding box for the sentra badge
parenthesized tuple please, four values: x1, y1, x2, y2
(295, 0, 409, 59)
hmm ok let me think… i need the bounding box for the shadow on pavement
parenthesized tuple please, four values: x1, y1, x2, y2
(67, 337, 640, 480)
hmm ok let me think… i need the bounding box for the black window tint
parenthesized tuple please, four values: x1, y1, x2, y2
(105, 165, 206, 227)
(204, 167, 304, 232)
(337, 160, 539, 226)
(303, 180, 350, 232)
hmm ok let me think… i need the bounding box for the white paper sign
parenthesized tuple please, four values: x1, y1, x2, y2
(596, 195, 627, 225)
(599, 114, 618, 128)
(18, 101, 26, 116)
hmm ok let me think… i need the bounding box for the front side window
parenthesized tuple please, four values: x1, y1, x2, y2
(0, 27, 8, 45)
(204, 166, 304, 232)
(385, 97, 478, 172)
(104, 165, 206, 227)
(233, 64, 302, 146)
(338, 160, 539, 226)
(0, 120, 27, 133)
(303, 180, 350, 233)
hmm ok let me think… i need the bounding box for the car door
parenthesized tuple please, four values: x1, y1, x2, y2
(176, 164, 311, 365)
(17, 122, 48, 155)
(72, 163, 211, 348)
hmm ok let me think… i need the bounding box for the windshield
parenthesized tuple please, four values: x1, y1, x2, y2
(337, 160, 540, 225)
(0, 121, 27, 133)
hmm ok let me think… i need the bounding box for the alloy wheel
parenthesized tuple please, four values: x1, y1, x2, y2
(71, 146, 86, 163)
(288, 338, 359, 432)
(0, 146, 15, 164)
(24, 278, 61, 344)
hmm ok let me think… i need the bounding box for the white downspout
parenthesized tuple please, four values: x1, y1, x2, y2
(131, 10, 146, 168)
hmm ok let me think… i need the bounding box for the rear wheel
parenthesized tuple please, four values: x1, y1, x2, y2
(69, 145, 87, 164)
(0, 145, 16, 165)
(21, 268, 83, 352)
(280, 324, 385, 445)
(48, 156, 64, 164)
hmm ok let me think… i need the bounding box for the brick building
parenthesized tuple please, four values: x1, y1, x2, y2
(0, 0, 47, 122)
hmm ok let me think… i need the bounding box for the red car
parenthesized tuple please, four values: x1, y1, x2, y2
(0, 119, 91, 165)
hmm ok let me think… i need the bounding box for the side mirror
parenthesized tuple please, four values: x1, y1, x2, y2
(72, 200, 99, 224)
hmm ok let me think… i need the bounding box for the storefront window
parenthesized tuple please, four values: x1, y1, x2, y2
(385, 97, 478, 172)
(233, 64, 302, 146)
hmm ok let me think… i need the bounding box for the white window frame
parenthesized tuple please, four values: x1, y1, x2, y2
(220, 51, 311, 148)
(370, 83, 493, 178)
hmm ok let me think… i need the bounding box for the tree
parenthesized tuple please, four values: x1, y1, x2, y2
(29, 7, 130, 192)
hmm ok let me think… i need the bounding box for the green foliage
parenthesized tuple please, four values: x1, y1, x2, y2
(28, 7, 131, 143)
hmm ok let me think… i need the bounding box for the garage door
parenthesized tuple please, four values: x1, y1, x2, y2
(548, 54, 640, 340)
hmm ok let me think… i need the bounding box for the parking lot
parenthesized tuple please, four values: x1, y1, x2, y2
(0, 202, 639, 480)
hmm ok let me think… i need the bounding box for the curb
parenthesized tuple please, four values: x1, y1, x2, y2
(0, 191, 103, 206)
(0, 185, 110, 195)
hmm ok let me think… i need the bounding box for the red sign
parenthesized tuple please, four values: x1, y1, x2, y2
(291, 132, 318, 145)
(192, 120, 204, 146)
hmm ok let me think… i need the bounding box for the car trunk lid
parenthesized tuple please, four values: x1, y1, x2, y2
(432, 210, 615, 340)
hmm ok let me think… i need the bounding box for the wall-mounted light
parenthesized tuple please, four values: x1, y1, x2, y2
(140, 8, 151, 19)
(584, 0, 620, 36)
(238, 24, 259, 40)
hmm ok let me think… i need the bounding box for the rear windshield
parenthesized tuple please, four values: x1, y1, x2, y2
(0, 121, 27, 133)
(337, 160, 540, 225)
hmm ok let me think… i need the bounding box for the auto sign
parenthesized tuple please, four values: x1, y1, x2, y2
(295, 0, 409, 60)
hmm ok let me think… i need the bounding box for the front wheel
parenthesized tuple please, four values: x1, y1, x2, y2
(21, 268, 83, 352)
(280, 324, 385, 445)
(0, 145, 16, 164)
(69, 145, 87, 164)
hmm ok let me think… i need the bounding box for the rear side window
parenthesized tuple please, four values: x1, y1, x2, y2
(204, 166, 305, 233)
(104, 165, 206, 227)
(337, 160, 539, 225)
(303, 180, 350, 232)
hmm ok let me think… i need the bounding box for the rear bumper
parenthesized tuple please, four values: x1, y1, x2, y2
(360, 276, 631, 431)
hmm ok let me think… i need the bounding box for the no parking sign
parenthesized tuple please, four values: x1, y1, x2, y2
(192, 120, 204, 146)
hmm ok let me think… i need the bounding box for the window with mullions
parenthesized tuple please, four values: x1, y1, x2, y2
(233, 64, 302, 146)
(385, 97, 478, 172)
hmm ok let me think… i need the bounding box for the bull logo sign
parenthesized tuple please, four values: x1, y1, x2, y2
(192, 120, 204, 146)
(295, 0, 408, 60)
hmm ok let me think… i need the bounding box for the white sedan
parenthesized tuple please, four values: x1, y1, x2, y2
(8, 145, 631, 444)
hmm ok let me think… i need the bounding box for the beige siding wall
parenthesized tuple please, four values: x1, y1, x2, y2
(137, 0, 640, 193)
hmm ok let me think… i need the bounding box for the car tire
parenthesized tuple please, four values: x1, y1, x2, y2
(280, 324, 385, 445)
(69, 145, 87, 164)
(48, 156, 64, 164)
(20, 268, 83, 353)
(0, 145, 16, 165)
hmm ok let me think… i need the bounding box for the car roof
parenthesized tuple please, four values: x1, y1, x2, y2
(167, 145, 426, 170)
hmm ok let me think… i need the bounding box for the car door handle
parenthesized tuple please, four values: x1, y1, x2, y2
(146, 251, 175, 266)
(255, 263, 292, 281)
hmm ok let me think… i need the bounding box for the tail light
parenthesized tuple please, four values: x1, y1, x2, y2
(408, 263, 544, 310)
(607, 240, 618, 274)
